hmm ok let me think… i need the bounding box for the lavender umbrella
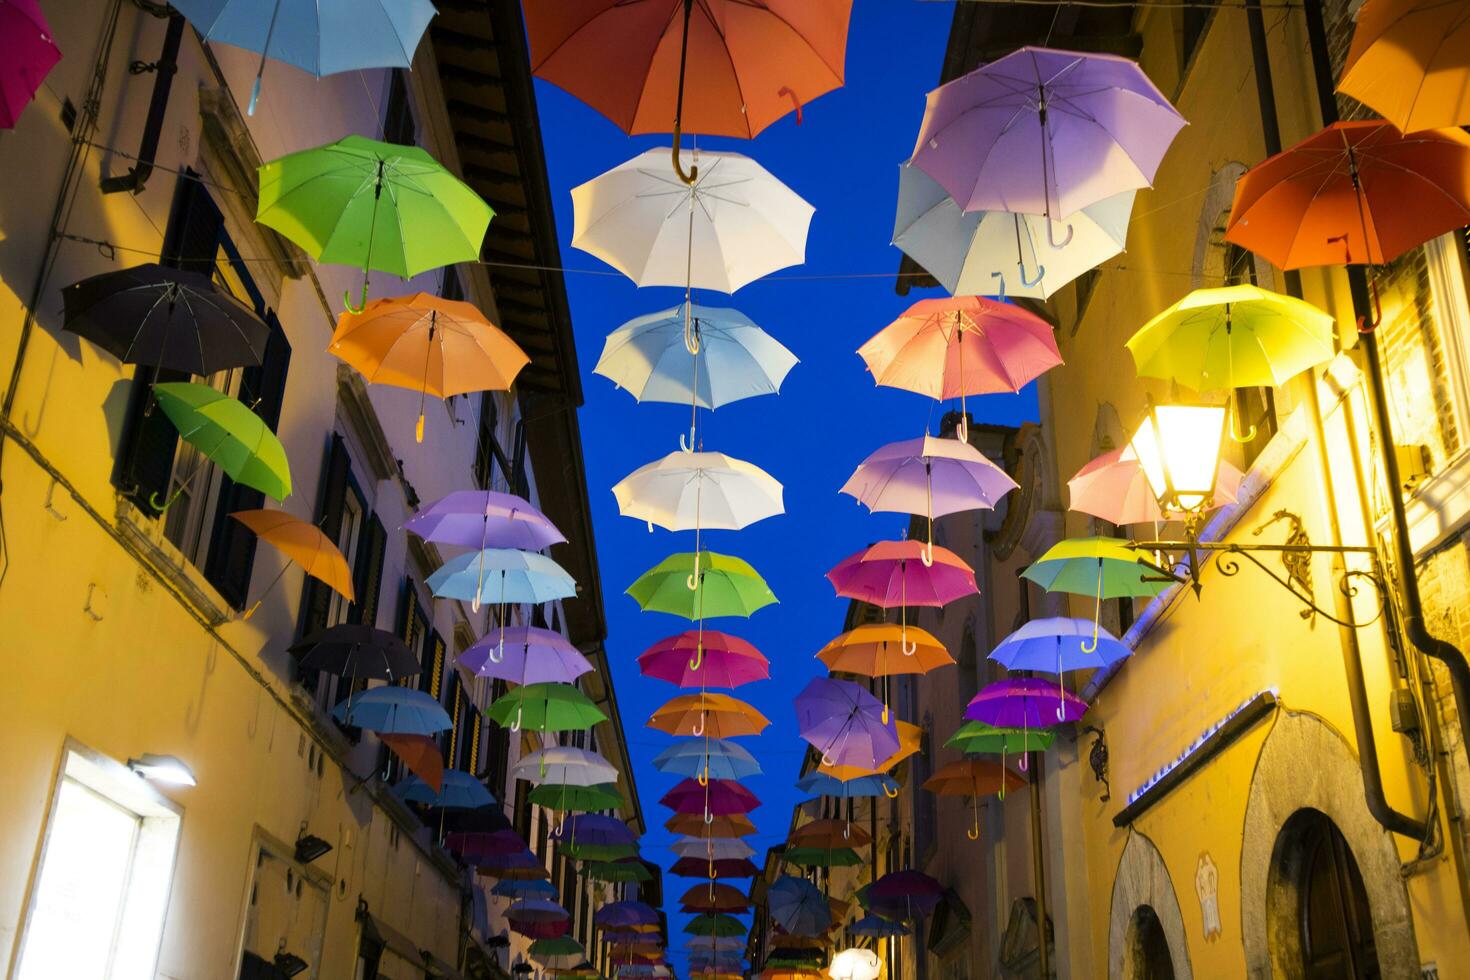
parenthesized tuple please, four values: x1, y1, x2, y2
(596, 900, 660, 929)
(794, 676, 900, 770)
(868, 870, 944, 920)
(406, 489, 565, 550)
(553, 813, 638, 850)
(909, 47, 1186, 229)
(458, 625, 593, 681)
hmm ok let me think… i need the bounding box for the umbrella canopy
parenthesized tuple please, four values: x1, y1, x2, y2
(332, 295, 527, 441)
(511, 747, 619, 787)
(966, 678, 1088, 728)
(508, 899, 570, 923)
(639, 631, 770, 688)
(1067, 447, 1243, 526)
(555, 814, 638, 849)
(826, 540, 978, 608)
(849, 914, 909, 938)
(684, 914, 746, 938)
(892, 163, 1132, 300)
(946, 721, 1055, 757)
(818, 720, 922, 781)
(597, 901, 661, 929)
(153, 383, 291, 505)
(1338, 0, 1470, 132)
(660, 778, 761, 815)
(563, 840, 641, 863)
(628, 551, 777, 619)
(1224, 121, 1470, 268)
(288, 625, 418, 681)
(379, 733, 444, 793)
(586, 859, 655, 883)
(458, 626, 593, 685)
(530, 937, 586, 967)
(990, 616, 1131, 674)
(529, 782, 624, 814)
(395, 771, 495, 810)
(868, 870, 943, 920)
(672, 856, 760, 878)
(492, 879, 559, 900)
(614, 450, 784, 533)
(666, 812, 758, 837)
(62, 264, 270, 374)
(858, 297, 1062, 405)
(487, 683, 607, 734)
(0, 0, 59, 129)
(910, 46, 1186, 219)
(672, 837, 756, 860)
(794, 677, 899, 769)
(571, 148, 814, 293)
(256, 136, 492, 309)
(331, 686, 452, 735)
(794, 771, 899, 800)
(923, 758, 1024, 798)
(406, 489, 564, 552)
(681, 883, 751, 912)
(1022, 536, 1170, 600)
(427, 548, 577, 605)
(597, 304, 798, 413)
(649, 692, 771, 738)
(444, 828, 524, 861)
(817, 623, 954, 676)
(232, 510, 352, 601)
(768, 876, 830, 936)
(478, 849, 552, 880)
(789, 819, 871, 849)
(653, 738, 762, 782)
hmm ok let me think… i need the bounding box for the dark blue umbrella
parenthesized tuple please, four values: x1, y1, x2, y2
(795, 771, 898, 799)
(848, 913, 909, 937)
(394, 771, 494, 809)
(767, 875, 829, 937)
(492, 879, 558, 900)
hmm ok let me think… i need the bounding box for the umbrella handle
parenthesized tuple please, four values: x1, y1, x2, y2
(820, 750, 835, 767)
(688, 639, 704, 672)
(1019, 260, 1046, 289)
(957, 414, 969, 443)
(920, 540, 934, 568)
(149, 486, 185, 513)
(883, 783, 899, 799)
(680, 430, 695, 453)
(968, 801, 980, 840)
(1230, 391, 1258, 444)
(1046, 218, 1074, 249)
(698, 765, 709, 787)
(491, 638, 505, 664)
(990, 271, 1006, 302)
(686, 552, 700, 591)
(704, 805, 713, 825)
(684, 306, 702, 356)
(344, 279, 368, 316)
(692, 712, 705, 737)
(511, 705, 523, 733)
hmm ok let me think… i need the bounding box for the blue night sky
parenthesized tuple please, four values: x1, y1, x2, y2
(533, 3, 1039, 968)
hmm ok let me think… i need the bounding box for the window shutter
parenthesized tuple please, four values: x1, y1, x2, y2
(204, 311, 292, 608)
(295, 434, 351, 688)
(419, 629, 446, 701)
(445, 671, 463, 765)
(348, 513, 387, 627)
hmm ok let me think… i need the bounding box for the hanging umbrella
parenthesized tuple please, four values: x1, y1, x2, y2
(427, 548, 576, 605)
(492, 879, 559, 900)
(660, 777, 760, 815)
(858, 297, 1061, 437)
(639, 631, 770, 688)
(529, 782, 623, 814)
(990, 616, 1131, 676)
(0, 0, 59, 129)
(1224, 121, 1470, 269)
(458, 626, 593, 685)
(1022, 536, 1170, 650)
(477, 849, 552, 881)
(571, 148, 814, 294)
(231, 509, 352, 613)
(563, 840, 641, 863)
(826, 540, 978, 608)
(945, 721, 1054, 774)
(1067, 447, 1243, 527)
(849, 914, 909, 938)
(378, 733, 444, 793)
(672, 837, 757, 861)
(867, 870, 943, 921)
(672, 856, 760, 878)
(892, 163, 1133, 300)
(613, 451, 784, 541)
(650, 692, 771, 738)
(768, 876, 830, 936)
(511, 747, 618, 787)
(793, 676, 899, 770)
(684, 915, 746, 938)
(444, 827, 523, 861)
(288, 624, 418, 681)
(257, 136, 492, 311)
(331, 686, 452, 735)
(407, 489, 563, 551)
(840, 435, 1018, 560)
(586, 859, 655, 884)
(789, 819, 870, 850)
(667, 812, 757, 837)
(508, 900, 571, 939)
(681, 883, 750, 913)
(784, 844, 864, 867)
(597, 901, 661, 929)
(395, 770, 495, 809)
(910, 46, 1186, 225)
(487, 682, 606, 734)
(530, 937, 586, 969)
(628, 551, 777, 619)
(653, 738, 762, 782)
(817, 719, 922, 781)
(923, 758, 1025, 839)
(1338, 0, 1470, 132)
(331, 294, 527, 442)
(966, 678, 1088, 749)
(817, 624, 954, 678)
(794, 771, 899, 801)
(170, 0, 435, 113)
(61, 264, 271, 374)
(152, 383, 291, 508)
(554, 813, 637, 851)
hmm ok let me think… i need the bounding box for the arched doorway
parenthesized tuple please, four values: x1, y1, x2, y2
(1290, 810, 1379, 978)
(1127, 906, 1176, 980)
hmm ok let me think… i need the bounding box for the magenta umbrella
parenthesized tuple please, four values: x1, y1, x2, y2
(909, 46, 1186, 231)
(794, 676, 900, 769)
(840, 434, 1018, 561)
(1068, 447, 1243, 526)
(0, 0, 60, 129)
(457, 625, 593, 683)
(638, 631, 770, 688)
(660, 777, 761, 816)
(443, 829, 525, 862)
(827, 539, 978, 608)
(967, 678, 1087, 769)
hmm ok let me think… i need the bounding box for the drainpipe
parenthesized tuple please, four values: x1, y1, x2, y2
(1029, 752, 1050, 979)
(99, 9, 183, 195)
(1246, 0, 1427, 841)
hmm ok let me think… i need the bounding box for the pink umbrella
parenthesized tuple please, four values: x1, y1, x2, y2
(638, 631, 770, 688)
(1068, 447, 1243, 526)
(1, 0, 60, 130)
(858, 297, 1062, 439)
(457, 625, 594, 683)
(840, 434, 1018, 562)
(660, 778, 761, 816)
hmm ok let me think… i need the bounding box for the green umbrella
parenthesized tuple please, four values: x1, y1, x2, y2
(486, 682, 606, 733)
(585, 860, 653, 883)
(627, 551, 777, 620)
(684, 914, 745, 938)
(1125, 284, 1336, 440)
(528, 782, 622, 813)
(782, 846, 863, 869)
(151, 381, 291, 510)
(946, 720, 1055, 756)
(256, 135, 493, 312)
(1023, 537, 1170, 653)
(531, 938, 585, 963)
(562, 841, 640, 862)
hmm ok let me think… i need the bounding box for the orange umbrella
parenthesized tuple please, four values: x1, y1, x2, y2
(818, 720, 922, 781)
(648, 692, 771, 738)
(666, 812, 757, 838)
(231, 509, 353, 616)
(330, 293, 528, 443)
(1224, 121, 1470, 270)
(380, 733, 444, 793)
(923, 758, 1025, 840)
(817, 624, 955, 676)
(681, 882, 750, 912)
(788, 818, 870, 850)
(1338, 0, 1470, 133)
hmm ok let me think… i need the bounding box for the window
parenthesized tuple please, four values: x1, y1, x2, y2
(16, 746, 183, 980)
(383, 70, 416, 146)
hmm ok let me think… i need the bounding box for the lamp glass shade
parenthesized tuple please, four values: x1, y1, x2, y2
(1129, 404, 1226, 512)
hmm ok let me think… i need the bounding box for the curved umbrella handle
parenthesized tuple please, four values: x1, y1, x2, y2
(343, 279, 369, 316)
(490, 637, 505, 664)
(920, 539, 934, 568)
(1046, 219, 1074, 249)
(990, 271, 1006, 303)
(680, 429, 695, 453)
(698, 765, 709, 787)
(820, 750, 835, 767)
(688, 639, 704, 672)
(1231, 413, 1258, 444)
(692, 712, 705, 737)
(149, 486, 185, 513)
(471, 596, 481, 614)
(686, 552, 701, 591)
(883, 783, 900, 799)
(956, 414, 969, 443)
(1019, 260, 1046, 288)
(1019, 751, 1029, 772)
(704, 805, 714, 825)
(881, 704, 889, 725)
(967, 800, 980, 840)
(683, 307, 702, 356)
(672, 139, 699, 187)
(511, 705, 523, 734)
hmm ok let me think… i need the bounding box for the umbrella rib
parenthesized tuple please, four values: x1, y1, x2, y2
(122, 285, 182, 366)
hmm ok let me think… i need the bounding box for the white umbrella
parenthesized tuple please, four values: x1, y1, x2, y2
(892, 163, 1134, 300)
(670, 837, 757, 861)
(511, 746, 618, 787)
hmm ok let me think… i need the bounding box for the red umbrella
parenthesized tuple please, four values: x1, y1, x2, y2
(638, 630, 770, 687)
(670, 856, 761, 878)
(380, 733, 444, 793)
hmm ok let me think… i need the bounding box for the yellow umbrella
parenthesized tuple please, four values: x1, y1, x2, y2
(231, 509, 353, 617)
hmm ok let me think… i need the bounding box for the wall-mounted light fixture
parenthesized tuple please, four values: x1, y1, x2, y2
(295, 828, 333, 865)
(126, 753, 196, 787)
(274, 947, 308, 978)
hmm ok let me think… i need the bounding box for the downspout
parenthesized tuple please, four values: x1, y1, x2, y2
(1029, 752, 1050, 979)
(1246, 0, 1427, 840)
(99, 8, 183, 195)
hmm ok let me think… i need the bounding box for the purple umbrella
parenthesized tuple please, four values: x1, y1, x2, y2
(405, 489, 565, 613)
(909, 46, 1186, 231)
(553, 813, 637, 849)
(458, 625, 594, 682)
(660, 778, 761, 816)
(966, 677, 1087, 769)
(794, 676, 900, 770)
(868, 870, 944, 920)
(988, 618, 1129, 720)
(596, 900, 660, 929)
(444, 829, 525, 862)
(0, 0, 59, 130)
(840, 435, 1017, 562)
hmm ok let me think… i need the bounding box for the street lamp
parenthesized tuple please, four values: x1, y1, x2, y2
(829, 948, 881, 980)
(1128, 399, 1228, 518)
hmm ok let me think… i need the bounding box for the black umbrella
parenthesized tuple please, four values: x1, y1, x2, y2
(288, 624, 420, 681)
(62, 263, 270, 375)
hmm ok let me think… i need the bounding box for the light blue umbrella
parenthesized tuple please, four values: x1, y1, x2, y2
(987, 616, 1131, 673)
(652, 738, 762, 782)
(395, 770, 495, 809)
(767, 876, 829, 937)
(172, 0, 438, 114)
(428, 548, 576, 605)
(331, 686, 452, 735)
(795, 771, 899, 800)
(491, 878, 558, 900)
